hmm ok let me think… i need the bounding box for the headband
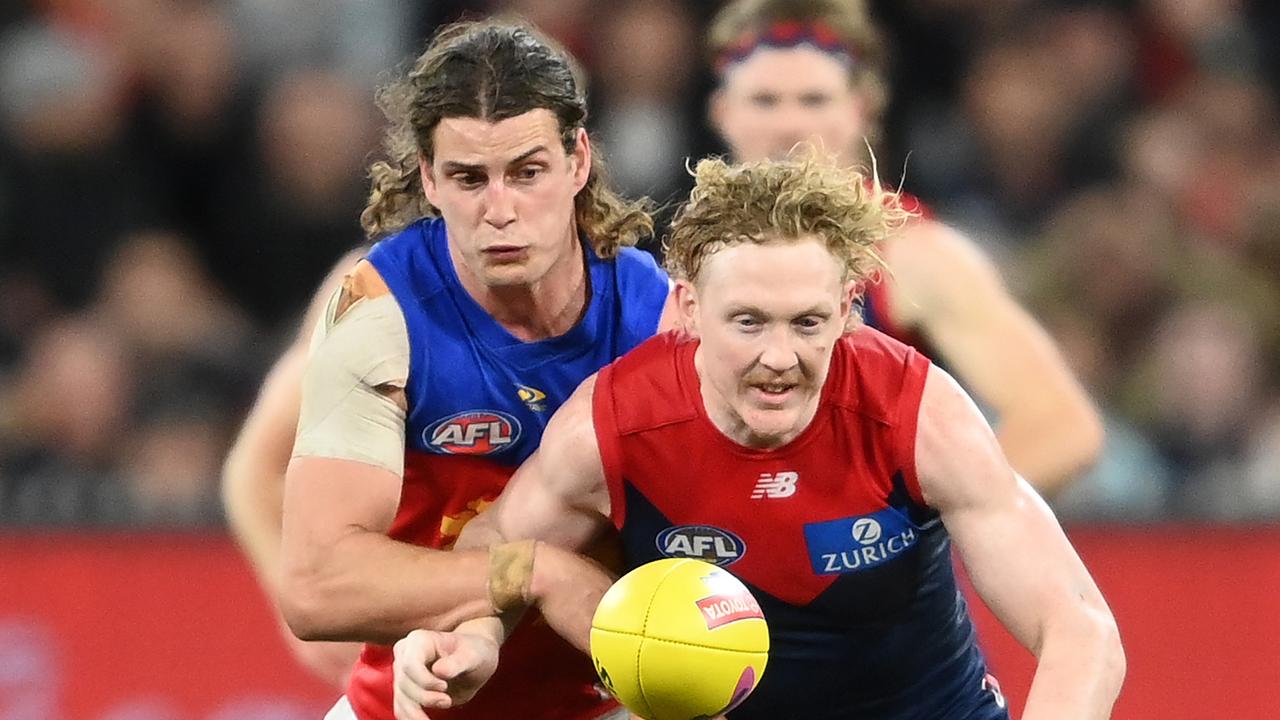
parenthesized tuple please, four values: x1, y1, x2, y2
(715, 20, 858, 76)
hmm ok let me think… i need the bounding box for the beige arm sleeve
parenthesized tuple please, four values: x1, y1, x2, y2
(292, 288, 411, 475)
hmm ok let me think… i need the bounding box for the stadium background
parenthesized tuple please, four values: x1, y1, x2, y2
(0, 0, 1277, 717)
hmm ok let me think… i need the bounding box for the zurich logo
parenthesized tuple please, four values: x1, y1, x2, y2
(851, 518, 882, 544)
(656, 525, 746, 566)
(804, 508, 919, 575)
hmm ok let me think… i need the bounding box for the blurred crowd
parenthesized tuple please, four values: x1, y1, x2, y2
(0, 0, 1277, 526)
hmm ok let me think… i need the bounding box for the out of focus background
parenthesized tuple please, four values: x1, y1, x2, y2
(0, 0, 1277, 717)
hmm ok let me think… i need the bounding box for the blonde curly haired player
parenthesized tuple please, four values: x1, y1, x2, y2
(388, 153, 1124, 720)
(705, 0, 1103, 493)
(663, 150, 899, 290)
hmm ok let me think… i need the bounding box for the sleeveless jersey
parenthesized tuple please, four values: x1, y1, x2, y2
(348, 217, 669, 720)
(592, 329, 1009, 720)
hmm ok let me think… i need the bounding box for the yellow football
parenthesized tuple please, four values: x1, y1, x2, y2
(589, 558, 769, 720)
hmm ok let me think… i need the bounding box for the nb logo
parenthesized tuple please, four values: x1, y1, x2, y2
(751, 471, 798, 499)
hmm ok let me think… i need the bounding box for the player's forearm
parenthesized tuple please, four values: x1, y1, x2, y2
(1021, 609, 1125, 720)
(996, 399, 1104, 495)
(280, 531, 495, 645)
(221, 457, 287, 594)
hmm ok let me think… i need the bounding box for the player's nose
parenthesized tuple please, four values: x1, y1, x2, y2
(757, 329, 800, 373)
(482, 179, 517, 228)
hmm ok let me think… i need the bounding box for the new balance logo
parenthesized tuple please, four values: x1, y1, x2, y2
(751, 471, 799, 499)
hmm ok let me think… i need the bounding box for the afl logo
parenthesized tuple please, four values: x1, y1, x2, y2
(425, 410, 521, 455)
(657, 525, 746, 566)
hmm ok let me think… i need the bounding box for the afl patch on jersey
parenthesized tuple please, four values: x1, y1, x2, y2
(656, 525, 746, 566)
(424, 410, 522, 455)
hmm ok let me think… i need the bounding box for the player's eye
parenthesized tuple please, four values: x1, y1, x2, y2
(750, 93, 779, 109)
(453, 173, 485, 189)
(734, 315, 762, 331)
(799, 93, 831, 109)
(513, 164, 544, 182)
(795, 316, 824, 332)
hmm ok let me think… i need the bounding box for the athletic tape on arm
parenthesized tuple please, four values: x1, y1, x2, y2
(293, 289, 410, 475)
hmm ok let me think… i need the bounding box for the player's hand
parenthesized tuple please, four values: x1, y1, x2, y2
(285, 633, 360, 689)
(529, 543, 616, 654)
(392, 629, 500, 720)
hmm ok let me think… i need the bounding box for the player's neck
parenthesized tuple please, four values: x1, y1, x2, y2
(458, 235, 589, 342)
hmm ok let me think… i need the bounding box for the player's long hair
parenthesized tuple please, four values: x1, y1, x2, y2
(360, 20, 653, 257)
(665, 150, 906, 289)
(708, 0, 889, 143)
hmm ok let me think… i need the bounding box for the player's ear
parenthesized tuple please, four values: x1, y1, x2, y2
(674, 279, 700, 336)
(840, 280, 859, 332)
(570, 128, 591, 193)
(418, 152, 440, 206)
(841, 280, 857, 319)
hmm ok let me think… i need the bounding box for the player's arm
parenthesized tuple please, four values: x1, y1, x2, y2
(222, 252, 365, 688)
(393, 379, 618, 717)
(223, 250, 362, 597)
(886, 221, 1103, 494)
(917, 365, 1124, 720)
(280, 261, 494, 645)
(455, 375, 616, 648)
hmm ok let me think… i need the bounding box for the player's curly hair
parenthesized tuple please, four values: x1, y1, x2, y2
(708, 0, 889, 142)
(664, 150, 906, 285)
(360, 19, 653, 257)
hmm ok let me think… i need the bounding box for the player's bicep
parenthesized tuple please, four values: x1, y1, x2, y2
(293, 265, 409, 474)
(232, 248, 369, 479)
(916, 366, 1106, 651)
(286, 263, 411, 545)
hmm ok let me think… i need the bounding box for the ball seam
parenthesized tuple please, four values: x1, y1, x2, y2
(636, 559, 695, 718)
(594, 627, 767, 652)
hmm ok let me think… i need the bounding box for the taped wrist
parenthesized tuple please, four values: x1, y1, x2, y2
(487, 540, 537, 613)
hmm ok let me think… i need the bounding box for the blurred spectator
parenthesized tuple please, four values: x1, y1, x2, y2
(126, 0, 256, 247)
(204, 68, 377, 329)
(0, 20, 157, 311)
(0, 318, 134, 524)
(591, 0, 699, 202)
(229, 0, 418, 87)
(500, 0, 597, 65)
(1128, 300, 1270, 514)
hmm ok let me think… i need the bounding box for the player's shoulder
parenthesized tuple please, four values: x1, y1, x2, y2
(363, 217, 455, 301)
(365, 217, 441, 270)
(333, 260, 393, 321)
(832, 327, 930, 424)
(611, 246, 670, 295)
(838, 324, 916, 359)
(598, 332, 696, 434)
(610, 331, 686, 373)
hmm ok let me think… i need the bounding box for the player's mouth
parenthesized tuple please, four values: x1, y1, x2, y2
(749, 382, 797, 405)
(483, 244, 528, 262)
